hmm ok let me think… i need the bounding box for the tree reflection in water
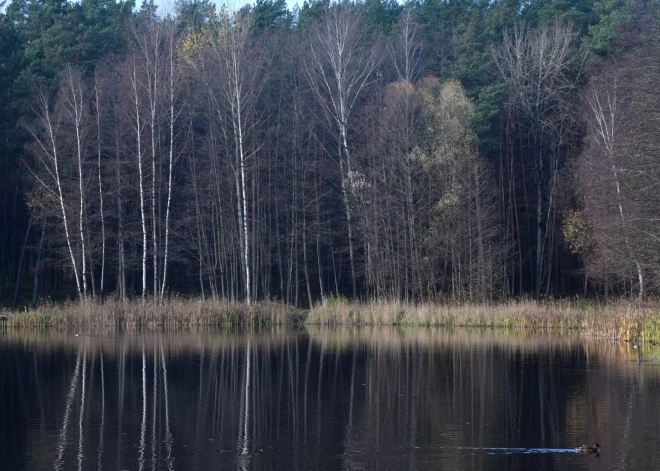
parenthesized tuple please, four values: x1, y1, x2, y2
(1, 327, 659, 470)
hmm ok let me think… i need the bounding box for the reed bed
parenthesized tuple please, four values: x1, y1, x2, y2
(4, 297, 660, 343)
(5, 297, 304, 328)
(307, 299, 660, 343)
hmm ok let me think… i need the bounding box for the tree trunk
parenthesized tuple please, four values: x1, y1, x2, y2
(95, 72, 106, 296)
(130, 62, 148, 299)
(12, 213, 32, 308)
(32, 221, 46, 306)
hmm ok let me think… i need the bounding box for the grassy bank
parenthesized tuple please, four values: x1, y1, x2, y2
(307, 299, 660, 343)
(4, 297, 304, 327)
(3, 297, 660, 343)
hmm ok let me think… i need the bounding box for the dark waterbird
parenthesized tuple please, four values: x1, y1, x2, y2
(576, 443, 600, 454)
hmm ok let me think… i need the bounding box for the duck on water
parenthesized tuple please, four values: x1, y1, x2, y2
(576, 443, 600, 454)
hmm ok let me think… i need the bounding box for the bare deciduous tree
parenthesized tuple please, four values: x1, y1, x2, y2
(578, 46, 660, 298)
(160, 21, 182, 298)
(389, 8, 422, 83)
(305, 4, 379, 298)
(27, 85, 86, 298)
(494, 20, 583, 298)
(127, 55, 149, 298)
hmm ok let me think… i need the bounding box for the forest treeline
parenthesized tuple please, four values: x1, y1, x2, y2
(1, 0, 659, 307)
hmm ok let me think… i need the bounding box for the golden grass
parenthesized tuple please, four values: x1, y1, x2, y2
(307, 299, 660, 343)
(4, 297, 660, 344)
(6, 297, 304, 328)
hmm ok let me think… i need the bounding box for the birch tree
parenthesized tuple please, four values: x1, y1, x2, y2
(93, 69, 106, 296)
(305, 4, 379, 298)
(207, 10, 263, 305)
(160, 21, 181, 298)
(131, 10, 164, 297)
(578, 51, 660, 298)
(128, 55, 149, 298)
(27, 89, 83, 298)
(389, 8, 422, 83)
(584, 77, 643, 298)
(61, 67, 90, 298)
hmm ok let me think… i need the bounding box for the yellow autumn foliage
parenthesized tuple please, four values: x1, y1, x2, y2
(562, 209, 589, 254)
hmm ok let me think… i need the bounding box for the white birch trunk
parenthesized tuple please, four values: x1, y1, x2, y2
(185, 11, 261, 304)
(94, 72, 106, 295)
(588, 88, 644, 299)
(161, 29, 177, 298)
(305, 5, 379, 299)
(134, 13, 162, 297)
(64, 68, 88, 298)
(32, 93, 83, 298)
(237, 98, 251, 305)
(223, 17, 253, 305)
(151, 97, 158, 298)
(130, 61, 148, 298)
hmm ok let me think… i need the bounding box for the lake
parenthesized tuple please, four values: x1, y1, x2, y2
(1, 327, 659, 470)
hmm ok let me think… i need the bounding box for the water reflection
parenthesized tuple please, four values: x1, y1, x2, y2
(1, 327, 659, 470)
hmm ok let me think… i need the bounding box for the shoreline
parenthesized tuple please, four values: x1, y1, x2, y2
(2, 297, 660, 343)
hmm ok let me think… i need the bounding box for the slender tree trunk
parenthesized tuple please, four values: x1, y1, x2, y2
(251, 159, 257, 300)
(314, 174, 325, 305)
(151, 113, 158, 298)
(588, 89, 644, 300)
(94, 72, 106, 296)
(340, 125, 358, 299)
(130, 62, 148, 299)
(12, 213, 32, 308)
(161, 32, 176, 298)
(237, 100, 251, 305)
(302, 202, 313, 308)
(34, 93, 83, 298)
(65, 70, 89, 298)
(151, 98, 158, 298)
(535, 139, 543, 300)
(32, 221, 46, 305)
(116, 132, 126, 301)
(474, 166, 485, 301)
(613, 166, 644, 299)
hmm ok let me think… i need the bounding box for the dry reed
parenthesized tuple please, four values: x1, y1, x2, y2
(307, 299, 660, 343)
(6, 297, 303, 328)
(4, 297, 660, 344)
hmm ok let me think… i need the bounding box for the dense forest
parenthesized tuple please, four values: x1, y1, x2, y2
(0, 0, 658, 307)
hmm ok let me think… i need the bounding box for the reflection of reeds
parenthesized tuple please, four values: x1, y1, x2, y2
(0, 328, 306, 361)
(304, 325, 579, 353)
(7, 297, 303, 327)
(308, 300, 660, 342)
(5, 326, 654, 367)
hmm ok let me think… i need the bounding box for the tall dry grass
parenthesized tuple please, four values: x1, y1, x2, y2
(6, 297, 304, 327)
(4, 297, 660, 343)
(307, 299, 660, 342)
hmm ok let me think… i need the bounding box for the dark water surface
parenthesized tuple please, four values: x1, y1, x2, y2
(1, 327, 659, 470)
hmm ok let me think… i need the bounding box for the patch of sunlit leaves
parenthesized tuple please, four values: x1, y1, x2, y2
(562, 209, 589, 254)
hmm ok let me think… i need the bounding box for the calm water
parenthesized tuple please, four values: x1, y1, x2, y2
(1, 327, 659, 470)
